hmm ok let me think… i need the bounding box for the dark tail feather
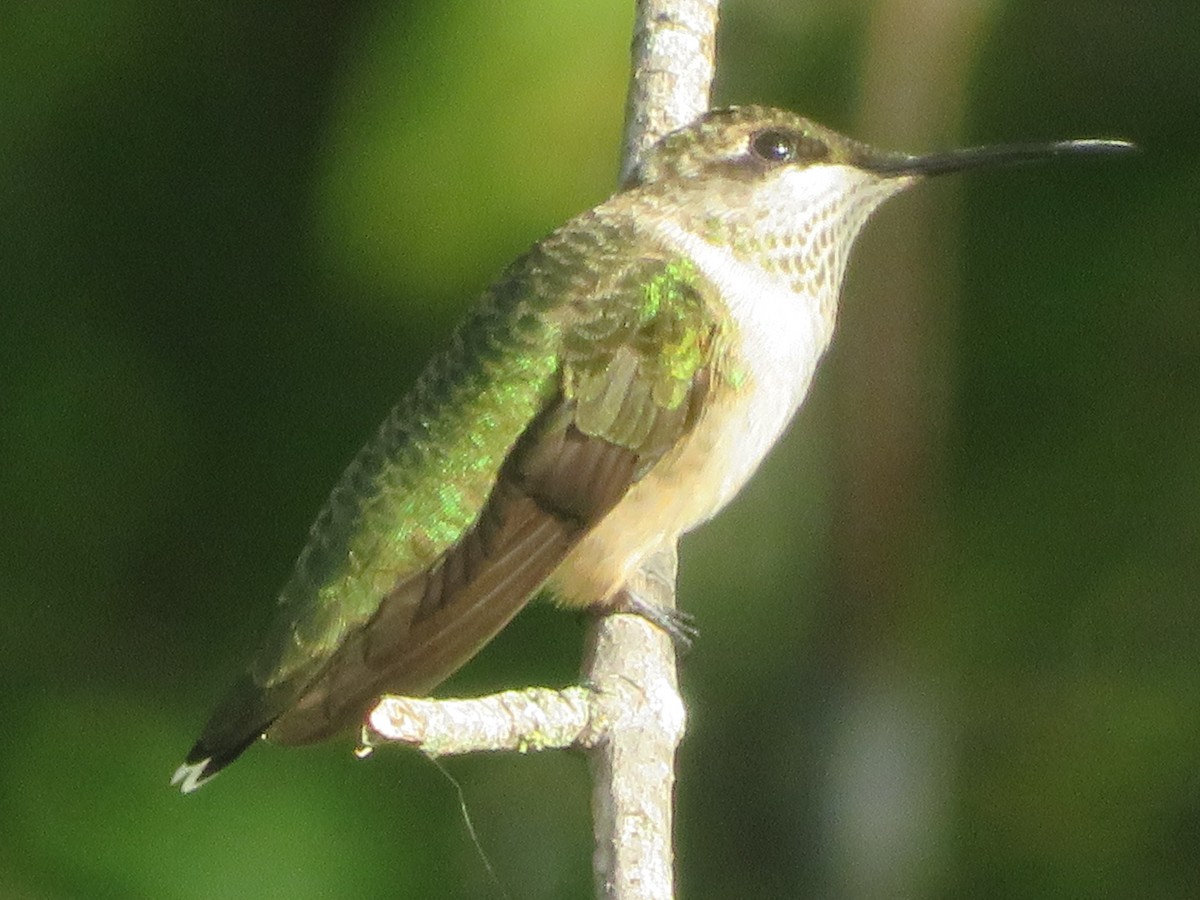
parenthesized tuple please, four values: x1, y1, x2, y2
(171, 731, 261, 794)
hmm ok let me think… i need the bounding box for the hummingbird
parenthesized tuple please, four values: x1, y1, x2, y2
(173, 105, 1133, 792)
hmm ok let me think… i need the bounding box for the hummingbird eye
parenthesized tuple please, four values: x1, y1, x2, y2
(750, 129, 797, 163)
(749, 128, 830, 166)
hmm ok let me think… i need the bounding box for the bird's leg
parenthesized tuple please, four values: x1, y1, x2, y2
(609, 591, 698, 651)
(603, 543, 697, 650)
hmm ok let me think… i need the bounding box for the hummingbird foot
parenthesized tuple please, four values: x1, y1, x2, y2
(607, 591, 698, 651)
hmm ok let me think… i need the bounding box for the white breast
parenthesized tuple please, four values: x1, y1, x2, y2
(550, 219, 833, 606)
(652, 218, 832, 513)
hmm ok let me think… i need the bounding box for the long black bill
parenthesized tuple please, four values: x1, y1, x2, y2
(864, 138, 1138, 178)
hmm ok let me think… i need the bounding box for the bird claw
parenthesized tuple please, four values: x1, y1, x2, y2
(610, 593, 699, 651)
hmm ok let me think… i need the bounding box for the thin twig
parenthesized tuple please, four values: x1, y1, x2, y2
(583, 543, 689, 900)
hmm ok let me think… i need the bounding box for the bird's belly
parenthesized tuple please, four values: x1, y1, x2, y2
(548, 371, 809, 607)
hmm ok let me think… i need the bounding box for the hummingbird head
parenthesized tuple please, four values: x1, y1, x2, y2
(624, 105, 1135, 304)
(628, 105, 1135, 188)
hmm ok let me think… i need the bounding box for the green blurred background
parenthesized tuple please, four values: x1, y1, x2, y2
(2, 0, 1197, 896)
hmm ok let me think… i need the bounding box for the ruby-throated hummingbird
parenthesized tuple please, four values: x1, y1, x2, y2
(173, 106, 1133, 792)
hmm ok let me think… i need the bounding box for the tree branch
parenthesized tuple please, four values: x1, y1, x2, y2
(620, 0, 720, 183)
(583, 542, 689, 900)
(366, 3, 718, 897)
